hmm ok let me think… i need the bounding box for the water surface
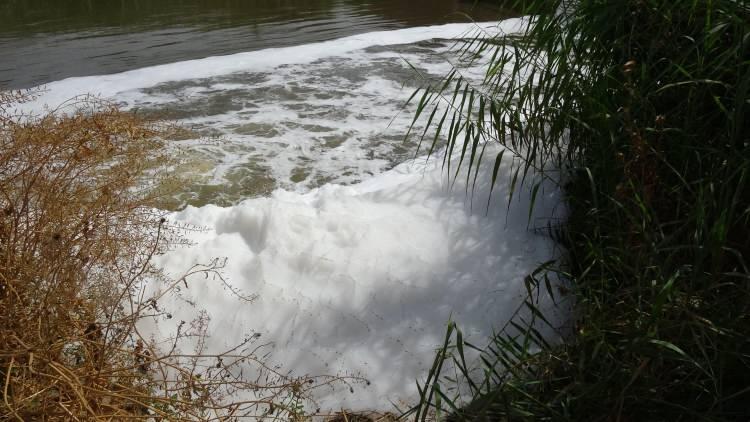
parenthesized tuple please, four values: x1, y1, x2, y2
(0, 0, 511, 88)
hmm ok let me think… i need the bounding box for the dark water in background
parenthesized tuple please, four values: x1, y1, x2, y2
(0, 0, 510, 89)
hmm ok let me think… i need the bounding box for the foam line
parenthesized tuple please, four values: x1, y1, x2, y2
(24, 19, 525, 111)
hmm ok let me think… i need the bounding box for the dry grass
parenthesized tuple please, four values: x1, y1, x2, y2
(0, 93, 358, 420)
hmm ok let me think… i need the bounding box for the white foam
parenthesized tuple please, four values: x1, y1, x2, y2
(144, 143, 566, 412)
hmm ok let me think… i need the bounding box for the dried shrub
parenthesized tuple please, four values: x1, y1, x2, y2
(0, 93, 354, 420)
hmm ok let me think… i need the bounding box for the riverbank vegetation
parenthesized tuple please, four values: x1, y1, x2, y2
(411, 0, 750, 419)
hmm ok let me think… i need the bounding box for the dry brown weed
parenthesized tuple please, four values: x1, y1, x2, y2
(0, 93, 359, 421)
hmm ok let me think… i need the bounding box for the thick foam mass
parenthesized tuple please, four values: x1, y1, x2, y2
(146, 144, 565, 411)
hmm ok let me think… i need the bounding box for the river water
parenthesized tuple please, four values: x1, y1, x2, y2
(2, 2, 566, 415)
(0, 0, 509, 88)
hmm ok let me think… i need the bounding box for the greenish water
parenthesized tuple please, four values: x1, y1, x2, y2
(0, 0, 509, 88)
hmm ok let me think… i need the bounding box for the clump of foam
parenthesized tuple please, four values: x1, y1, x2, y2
(144, 142, 566, 411)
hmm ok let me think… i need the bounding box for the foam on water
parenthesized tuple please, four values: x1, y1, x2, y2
(145, 146, 566, 412)
(26, 21, 522, 105)
(24, 19, 527, 207)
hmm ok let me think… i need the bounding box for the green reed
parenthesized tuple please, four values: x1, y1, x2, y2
(407, 1, 750, 420)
